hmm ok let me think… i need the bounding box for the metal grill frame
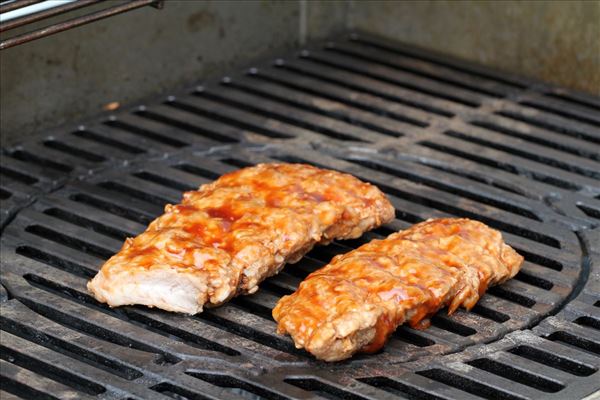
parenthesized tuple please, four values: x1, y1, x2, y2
(1, 32, 599, 400)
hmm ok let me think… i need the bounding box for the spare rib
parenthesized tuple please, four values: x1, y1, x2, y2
(87, 163, 395, 314)
(272, 218, 523, 361)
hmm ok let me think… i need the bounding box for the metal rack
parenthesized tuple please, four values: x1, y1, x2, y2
(1, 32, 599, 399)
(0, 0, 163, 50)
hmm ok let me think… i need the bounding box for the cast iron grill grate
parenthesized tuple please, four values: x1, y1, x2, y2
(1, 32, 599, 399)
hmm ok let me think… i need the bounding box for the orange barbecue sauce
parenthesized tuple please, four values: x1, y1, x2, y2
(275, 218, 523, 359)
(361, 315, 395, 353)
(107, 163, 384, 276)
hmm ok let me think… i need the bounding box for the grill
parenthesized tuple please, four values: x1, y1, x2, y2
(1, 32, 599, 400)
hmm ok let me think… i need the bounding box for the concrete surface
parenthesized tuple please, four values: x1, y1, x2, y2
(1, 0, 598, 146)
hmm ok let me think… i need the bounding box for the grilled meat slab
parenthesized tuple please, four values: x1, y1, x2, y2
(272, 218, 523, 361)
(87, 163, 394, 314)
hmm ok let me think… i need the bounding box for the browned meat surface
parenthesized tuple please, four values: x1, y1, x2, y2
(87, 163, 394, 314)
(272, 218, 523, 361)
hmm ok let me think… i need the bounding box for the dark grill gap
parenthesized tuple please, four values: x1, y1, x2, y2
(416, 369, 527, 400)
(577, 204, 600, 220)
(0, 346, 106, 395)
(69, 193, 153, 225)
(470, 305, 510, 323)
(121, 312, 240, 356)
(133, 171, 195, 192)
(0, 187, 11, 199)
(103, 119, 188, 147)
(135, 109, 240, 143)
(196, 310, 306, 356)
(346, 158, 541, 220)
(355, 173, 562, 248)
(418, 140, 583, 191)
(469, 120, 600, 161)
(9, 150, 73, 173)
(393, 327, 436, 347)
(519, 101, 600, 128)
(546, 332, 600, 356)
(225, 79, 405, 137)
(513, 271, 553, 290)
(15, 246, 96, 278)
(24, 225, 114, 260)
(444, 130, 600, 179)
(301, 52, 481, 107)
(545, 92, 600, 112)
(187, 372, 286, 400)
(575, 316, 600, 330)
(151, 382, 209, 400)
(411, 161, 526, 196)
(193, 89, 369, 142)
(1, 319, 143, 381)
(220, 158, 255, 169)
(348, 35, 528, 89)
(43, 207, 131, 241)
(167, 99, 294, 139)
(325, 43, 504, 98)
(466, 358, 564, 392)
(173, 163, 221, 180)
(248, 69, 429, 127)
(71, 129, 145, 154)
(97, 181, 172, 207)
(511, 247, 563, 271)
(1, 376, 61, 400)
(430, 315, 477, 337)
(507, 345, 597, 377)
(1, 32, 598, 400)
(276, 61, 455, 117)
(1, 166, 39, 184)
(487, 287, 536, 308)
(284, 378, 368, 400)
(42, 140, 106, 163)
(359, 377, 445, 400)
(495, 110, 600, 145)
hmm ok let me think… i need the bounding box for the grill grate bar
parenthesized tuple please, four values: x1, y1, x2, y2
(249, 66, 435, 126)
(347, 33, 530, 89)
(277, 57, 462, 116)
(1, 32, 599, 399)
(324, 41, 508, 98)
(303, 49, 483, 107)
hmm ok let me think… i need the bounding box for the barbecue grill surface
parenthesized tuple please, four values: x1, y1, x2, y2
(1, 33, 599, 400)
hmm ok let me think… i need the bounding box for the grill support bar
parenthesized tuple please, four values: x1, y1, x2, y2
(0, 0, 163, 50)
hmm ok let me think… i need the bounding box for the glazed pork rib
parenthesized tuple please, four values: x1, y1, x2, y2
(87, 163, 394, 314)
(273, 218, 523, 361)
